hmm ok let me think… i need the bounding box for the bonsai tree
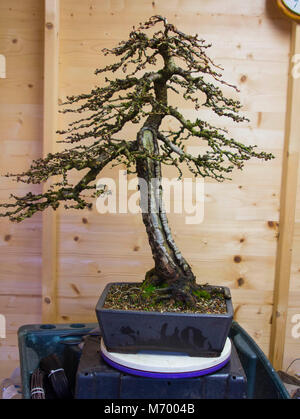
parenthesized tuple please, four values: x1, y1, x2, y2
(0, 16, 273, 308)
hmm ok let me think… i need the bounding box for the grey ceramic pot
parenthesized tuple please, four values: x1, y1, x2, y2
(96, 282, 233, 357)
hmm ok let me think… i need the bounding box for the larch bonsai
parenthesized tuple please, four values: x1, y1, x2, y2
(0, 16, 273, 308)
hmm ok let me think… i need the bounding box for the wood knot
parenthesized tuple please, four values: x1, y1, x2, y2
(237, 277, 245, 287)
(4, 234, 11, 242)
(267, 221, 279, 229)
(61, 316, 69, 321)
(257, 112, 262, 127)
(70, 283, 80, 295)
(234, 255, 242, 263)
(45, 22, 54, 29)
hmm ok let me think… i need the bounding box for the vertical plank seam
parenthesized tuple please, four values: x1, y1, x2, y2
(42, 0, 60, 323)
(269, 22, 300, 369)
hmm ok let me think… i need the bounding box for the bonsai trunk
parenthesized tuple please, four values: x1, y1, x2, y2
(134, 71, 201, 306)
(136, 125, 198, 306)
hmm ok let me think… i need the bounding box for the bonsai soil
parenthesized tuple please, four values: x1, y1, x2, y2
(103, 283, 227, 315)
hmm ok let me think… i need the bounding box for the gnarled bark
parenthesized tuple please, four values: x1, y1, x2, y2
(136, 126, 198, 306)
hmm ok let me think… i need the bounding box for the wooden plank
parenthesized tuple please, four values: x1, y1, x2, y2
(42, 0, 60, 323)
(0, 0, 44, 381)
(269, 23, 300, 370)
(0, 0, 44, 105)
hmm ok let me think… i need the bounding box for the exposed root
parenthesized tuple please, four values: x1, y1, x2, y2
(198, 284, 231, 300)
(143, 268, 231, 309)
(144, 267, 165, 287)
(143, 268, 198, 308)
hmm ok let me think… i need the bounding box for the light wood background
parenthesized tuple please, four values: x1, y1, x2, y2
(0, 0, 299, 384)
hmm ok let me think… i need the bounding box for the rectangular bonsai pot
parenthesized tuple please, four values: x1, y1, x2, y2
(95, 282, 233, 357)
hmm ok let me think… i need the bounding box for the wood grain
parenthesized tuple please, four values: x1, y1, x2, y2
(42, 0, 60, 323)
(269, 22, 300, 370)
(0, 0, 43, 383)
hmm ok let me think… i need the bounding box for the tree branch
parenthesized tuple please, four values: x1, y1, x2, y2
(0, 141, 136, 221)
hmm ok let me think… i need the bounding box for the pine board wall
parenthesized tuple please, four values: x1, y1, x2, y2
(0, 0, 299, 383)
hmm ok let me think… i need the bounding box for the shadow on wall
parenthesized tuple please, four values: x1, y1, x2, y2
(265, 0, 291, 35)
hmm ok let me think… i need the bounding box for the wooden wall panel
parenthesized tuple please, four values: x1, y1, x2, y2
(42, 0, 60, 324)
(0, 0, 44, 382)
(269, 23, 300, 370)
